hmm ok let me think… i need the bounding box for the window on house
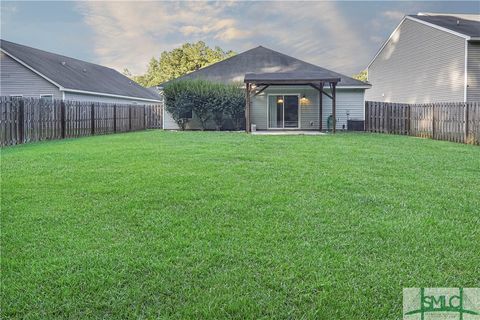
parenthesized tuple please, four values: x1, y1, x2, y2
(40, 95, 54, 103)
(10, 95, 23, 99)
(181, 110, 193, 119)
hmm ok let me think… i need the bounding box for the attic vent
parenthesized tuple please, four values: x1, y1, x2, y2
(82, 68, 87, 72)
(457, 20, 460, 25)
(61, 61, 66, 66)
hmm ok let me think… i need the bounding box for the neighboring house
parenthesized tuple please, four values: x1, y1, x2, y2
(154, 46, 370, 131)
(366, 13, 480, 103)
(0, 39, 161, 104)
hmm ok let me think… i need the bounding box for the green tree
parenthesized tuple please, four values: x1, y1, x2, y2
(132, 42, 236, 87)
(352, 70, 368, 82)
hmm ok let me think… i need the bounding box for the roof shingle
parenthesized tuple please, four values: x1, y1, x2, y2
(409, 14, 480, 37)
(157, 46, 369, 88)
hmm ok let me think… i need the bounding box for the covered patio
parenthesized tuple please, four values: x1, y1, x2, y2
(244, 72, 340, 133)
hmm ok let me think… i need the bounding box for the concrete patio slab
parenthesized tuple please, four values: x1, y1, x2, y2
(251, 131, 327, 136)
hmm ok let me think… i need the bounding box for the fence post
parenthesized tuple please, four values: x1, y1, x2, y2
(91, 103, 95, 135)
(60, 100, 66, 139)
(113, 104, 117, 133)
(129, 106, 132, 131)
(407, 104, 411, 135)
(18, 99, 25, 144)
(386, 103, 391, 134)
(144, 105, 147, 130)
(432, 103, 435, 139)
(465, 102, 469, 144)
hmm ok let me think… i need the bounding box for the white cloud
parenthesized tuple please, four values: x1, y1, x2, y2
(383, 10, 405, 21)
(76, 1, 371, 76)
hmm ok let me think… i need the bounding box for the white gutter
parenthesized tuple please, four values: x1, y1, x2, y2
(60, 88, 161, 103)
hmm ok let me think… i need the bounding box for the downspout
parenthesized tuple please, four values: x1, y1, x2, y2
(464, 39, 468, 102)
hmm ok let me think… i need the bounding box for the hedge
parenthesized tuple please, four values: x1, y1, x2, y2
(163, 79, 245, 130)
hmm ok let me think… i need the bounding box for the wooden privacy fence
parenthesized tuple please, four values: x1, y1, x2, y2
(0, 97, 163, 147)
(365, 101, 480, 145)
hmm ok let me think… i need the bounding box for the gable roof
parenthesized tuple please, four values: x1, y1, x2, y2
(409, 13, 480, 38)
(1, 39, 160, 102)
(156, 46, 370, 88)
(367, 13, 479, 69)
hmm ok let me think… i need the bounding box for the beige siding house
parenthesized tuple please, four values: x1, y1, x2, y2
(366, 13, 480, 103)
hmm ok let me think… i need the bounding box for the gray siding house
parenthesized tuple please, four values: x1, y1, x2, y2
(366, 13, 480, 103)
(156, 46, 370, 131)
(0, 39, 161, 104)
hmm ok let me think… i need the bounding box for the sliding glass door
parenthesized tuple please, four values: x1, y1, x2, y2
(268, 95, 299, 129)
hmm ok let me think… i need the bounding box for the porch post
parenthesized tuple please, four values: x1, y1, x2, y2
(319, 82, 323, 131)
(332, 82, 337, 134)
(245, 82, 251, 133)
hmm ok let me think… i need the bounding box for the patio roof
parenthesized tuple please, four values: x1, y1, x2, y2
(244, 72, 341, 85)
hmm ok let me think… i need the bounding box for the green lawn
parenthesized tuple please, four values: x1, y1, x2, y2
(1, 131, 479, 319)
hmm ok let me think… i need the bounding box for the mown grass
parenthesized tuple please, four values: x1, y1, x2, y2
(1, 131, 479, 319)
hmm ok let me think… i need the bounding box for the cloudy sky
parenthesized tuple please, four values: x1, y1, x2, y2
(1, 1, 478, 77)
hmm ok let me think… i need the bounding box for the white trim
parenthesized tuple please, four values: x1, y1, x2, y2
(62, 91, 66, 100)
(61, 88, 161, 103)
(406, 16, 471, 40)
(162, 105, 165, 129)
(1, 48, 64, 89)
(464, 39, 468, 102)
(367, 16, 471, 69)
(362, 90, 366, 122)
(40, 94, 54, 100)
(1, 48, 161, 103)
(330, 86, 370, 90)
(266, 93, 301, 129)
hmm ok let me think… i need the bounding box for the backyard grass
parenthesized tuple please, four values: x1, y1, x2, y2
(1, 131, 479, 319)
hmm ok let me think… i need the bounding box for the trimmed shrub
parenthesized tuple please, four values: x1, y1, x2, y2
(163, 79, 244, 130)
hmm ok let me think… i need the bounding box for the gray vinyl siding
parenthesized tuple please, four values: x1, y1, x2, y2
(164, 110, 220, 130)
(367, 18, 466, 103)
(163, 110, 178, 130)
(467, 42, 480, 102)
(251, 85, 365, 130)
(0, 51, 62, 98)
(321, 89, 365, 130)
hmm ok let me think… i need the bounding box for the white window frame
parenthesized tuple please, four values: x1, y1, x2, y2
(39, 94, 54, 102)
(266, 93, 301, 130)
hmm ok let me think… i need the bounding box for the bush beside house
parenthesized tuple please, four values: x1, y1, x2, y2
(163, 79, 245, 130)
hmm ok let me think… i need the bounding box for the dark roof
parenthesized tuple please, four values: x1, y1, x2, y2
(408, 14, 480, 37)
(244, 72, 341, 83)
(1, 39, 160, 101)
(157, 46, 369, 88)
